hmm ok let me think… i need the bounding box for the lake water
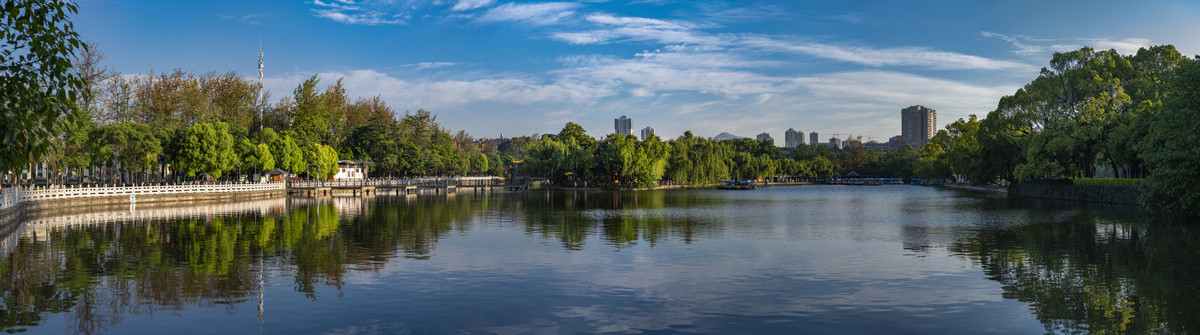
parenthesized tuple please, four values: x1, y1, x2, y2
(1, 185, 1197, 334)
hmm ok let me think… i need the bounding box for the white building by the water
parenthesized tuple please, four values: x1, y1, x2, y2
(334, 160, 370, 180)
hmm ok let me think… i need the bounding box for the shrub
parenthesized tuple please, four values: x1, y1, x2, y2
(1072, 178, 1144, 188)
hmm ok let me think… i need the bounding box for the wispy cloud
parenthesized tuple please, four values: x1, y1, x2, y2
(219, 13, 266, 25)
(828, 13, 864, 24)
(310, 0, 408, 25)
(692, 2, 792, 23)
(981, 31, 1154, 56)
(743, 36, 1037, 72)
(546, 12, 1031, 72)
(406, 62, 459, 70)
(550, 13, 725, 48)
(477, 2, 581, 26)
(451, 0, 495, 11)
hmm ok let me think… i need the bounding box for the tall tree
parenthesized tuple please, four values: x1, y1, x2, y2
(0, 0, 84, 176)
(1140, 57, 1200, 212)
(289, 75, 329, 146)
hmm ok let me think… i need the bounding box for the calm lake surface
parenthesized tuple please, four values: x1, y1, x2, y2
(1, 185, 1197, 334)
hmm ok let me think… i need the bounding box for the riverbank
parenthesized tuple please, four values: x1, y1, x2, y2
(1008, 183, 1140, 206)
(551, 181, 813, 191)
(941, 182, 1008, 194)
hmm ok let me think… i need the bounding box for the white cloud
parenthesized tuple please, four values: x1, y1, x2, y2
(265, 69, 617, 109)
(477, 2, 581, 26)
(451, 0, 494, 11)
(406, 62, 459, 70)
(979, 31, 1045, 56)
(550, 13, 726, 48)
(982, 31, 1155, 57)
(554, 50, 791, 97)
(308, 0, 411, 25)
(313, 9, 407, 25)
(551, 31, 618, 44)
(1059, 38, 1153, 55)
(742, 36, 1036, 72)
(545, 13, 1032, 72)
(311, 0, 360, 11)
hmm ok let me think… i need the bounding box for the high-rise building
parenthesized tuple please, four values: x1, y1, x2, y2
(614, 115, 632, 135)
(784, 128, 805, 148)
(756, 132, 774, 145)
(901, 105, 937, 145)
(829, 136, 843, 150)
(809, 132, 819, 146)
(640, 126, 655, 140)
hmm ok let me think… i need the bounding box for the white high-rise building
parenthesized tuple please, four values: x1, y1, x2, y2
(615, 115, 632, 136)
(640, 126, 655, 140)
(784, 128, 805, 148)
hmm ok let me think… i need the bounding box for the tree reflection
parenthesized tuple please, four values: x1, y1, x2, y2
(518, 190, 721, 249)
(951, 210, 1200, 333)
(0, 191, 727, 333)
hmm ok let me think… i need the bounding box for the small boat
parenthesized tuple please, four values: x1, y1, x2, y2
(717, 180, 757, 190)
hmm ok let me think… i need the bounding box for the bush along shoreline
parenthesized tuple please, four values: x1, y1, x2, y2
(1008, 179, 1143, 206)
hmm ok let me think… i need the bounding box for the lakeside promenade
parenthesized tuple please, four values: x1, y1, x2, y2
(0, 176, 505, 216)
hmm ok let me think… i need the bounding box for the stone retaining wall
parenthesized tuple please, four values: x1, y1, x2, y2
(1008, 183, 1141, 205)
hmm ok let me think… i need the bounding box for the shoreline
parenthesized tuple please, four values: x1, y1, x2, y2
(938, 182, 1008, 194)
(551, 181, 816, 191)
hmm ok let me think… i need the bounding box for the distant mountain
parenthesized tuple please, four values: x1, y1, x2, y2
(713, 132, 746, 141)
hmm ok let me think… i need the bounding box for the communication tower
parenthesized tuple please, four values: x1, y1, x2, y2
(257, 39, 264, 131)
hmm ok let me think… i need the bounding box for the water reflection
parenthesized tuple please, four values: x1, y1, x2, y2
(0, 200, 343, 333)
(518, 190, 721, 249)
(0, 191, 726, 333)
(0, 188, 1197, 333)
(950, 201, 1200, 333)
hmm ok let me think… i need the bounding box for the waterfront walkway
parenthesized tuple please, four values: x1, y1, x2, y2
(1, 183, 284, 215)
(0, 177, 506, 215)
(287, 177, 502, 196)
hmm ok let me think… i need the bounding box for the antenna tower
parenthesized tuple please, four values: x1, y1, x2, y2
(257, 39, 264, 131)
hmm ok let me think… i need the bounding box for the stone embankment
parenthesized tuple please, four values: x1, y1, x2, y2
(1007, 183, 1140, 205)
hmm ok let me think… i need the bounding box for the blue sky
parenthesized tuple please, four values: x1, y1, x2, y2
(75, 0, 1200, 144)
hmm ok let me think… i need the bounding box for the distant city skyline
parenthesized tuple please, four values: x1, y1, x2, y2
(72, 0, 1200, 142)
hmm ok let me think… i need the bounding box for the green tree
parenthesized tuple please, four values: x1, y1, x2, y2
(304, 143, 339, 179)
(271, 132, 305, 175)
(1140, 57, 1200, 212)
(472, 153, 489, 174)
(289, 75, 330, 145)
(0, 0, 84, 175)
(176, 121, 237, 179)
(238, 138, 274, 174)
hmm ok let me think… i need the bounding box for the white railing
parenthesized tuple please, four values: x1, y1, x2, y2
(289, 177, 502, 189)
(1, 187, 25, 214)
(0, 183, 286, 214)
